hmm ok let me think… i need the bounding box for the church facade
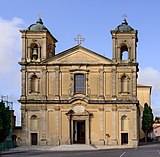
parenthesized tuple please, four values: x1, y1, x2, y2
(17, 18, 150, 147)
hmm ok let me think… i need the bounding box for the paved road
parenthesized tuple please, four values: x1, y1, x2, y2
(1, 144, 160, 157)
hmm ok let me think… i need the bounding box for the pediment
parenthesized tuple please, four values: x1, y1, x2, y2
(44, 46, 112, 64)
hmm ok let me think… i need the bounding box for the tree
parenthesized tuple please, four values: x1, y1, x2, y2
(0, 101, 11, 142)
(142, 103, 154, 142)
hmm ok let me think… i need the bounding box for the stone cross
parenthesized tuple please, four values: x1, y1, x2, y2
(74, 34, 85, 45)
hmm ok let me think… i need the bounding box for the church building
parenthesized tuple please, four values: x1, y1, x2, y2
(16, 18, 151, 147)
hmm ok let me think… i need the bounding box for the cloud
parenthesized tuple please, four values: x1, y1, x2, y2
(138, 67, 160, 116)
(0, 17, 23, 73)
(0, 17, 24, 125)
(138, 67, 160, 93)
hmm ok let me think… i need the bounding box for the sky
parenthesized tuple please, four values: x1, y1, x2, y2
(0, 0, 160, 125)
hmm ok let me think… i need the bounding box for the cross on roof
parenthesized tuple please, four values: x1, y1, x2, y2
(37, 13, 42, 19)
(122, 14, 127, 20)
(74, 34, 85, 45)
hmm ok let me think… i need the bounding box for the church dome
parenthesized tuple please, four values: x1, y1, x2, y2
(28, 18, 48, 31)
(115, 18, 134, 32)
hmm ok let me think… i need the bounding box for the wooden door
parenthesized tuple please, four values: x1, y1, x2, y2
(31, 133, 38, 145)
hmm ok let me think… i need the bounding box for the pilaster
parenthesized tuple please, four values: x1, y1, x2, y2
(21, 67, 26, 100)
(42, 68, 47, 99)
(99, 68, 104, 100)
(41, 106, 47, 145)
(112, 67, 117, 99)
(54, 106, 60, 145)
(132, 105, 138, 147)
(98, 107, 105, 145)
(54, 66, 60, 100)
(111, 106, 118, 145)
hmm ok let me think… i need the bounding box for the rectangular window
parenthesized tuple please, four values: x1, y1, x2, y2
(74, 74, 85, 94)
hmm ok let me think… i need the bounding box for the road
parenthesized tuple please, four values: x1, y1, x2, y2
(1, 144, 160, 157)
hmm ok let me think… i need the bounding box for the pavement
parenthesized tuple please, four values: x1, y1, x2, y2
(0, 144, 134, 154)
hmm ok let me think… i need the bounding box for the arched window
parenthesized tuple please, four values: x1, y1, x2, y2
(120, 45, 128, 60)
(121, 115, 128, 131)
(31, 75, 39, 93)
(121, 75, 128, 93)
(74, 74, 85, 94)
(31, 43, 38, 60)
(30, 115, 38, 131)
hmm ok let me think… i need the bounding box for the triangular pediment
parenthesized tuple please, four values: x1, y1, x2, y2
(44, 46, 112, 64)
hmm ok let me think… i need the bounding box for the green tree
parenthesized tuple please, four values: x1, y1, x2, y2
(0, 101, 11, 142)
(142, 103, 154, 142)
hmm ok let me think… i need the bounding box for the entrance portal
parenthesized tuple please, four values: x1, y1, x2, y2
(73, 120, 85, 144)
(121, 133, 128, 145)
(31, 133, 38, 145)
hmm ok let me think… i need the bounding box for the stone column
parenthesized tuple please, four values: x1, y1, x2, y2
(112, 36, 116, 62)
(41, 106, 47, 145)
(99, 69, 104, 100)
(112, 67, 117, 99)
(111, 106, 118, 145)
(54, 106, 60, 145)
(42, 69, 47, 100)
(67, 115, 72, 144)
(132, 106, 138, 147)
(86, 116, 91, 145)
(21, 67, 26, 100)
(117, 47, 121, 62)
(54, 66, 60, 100)
(42, 36, 47, 60)
(127, 77, 130, 93)
(132, 69, 137, 99)
(21, 105, 27, 145)
(21, 34, 26, 63)
(69, 73, 74, 97)
(132, 37, 136, 63)
(130, 70, 133, 97)
(98, 107, 105, 145)
(38, 46, 41, 61)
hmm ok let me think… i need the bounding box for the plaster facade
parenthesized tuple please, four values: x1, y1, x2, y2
(15, 18, 151, 147)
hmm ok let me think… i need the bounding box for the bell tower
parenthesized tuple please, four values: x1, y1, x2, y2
(110, 17, 138, 64)
(110, 17, 139, 100)
(20, 18, 58, 63)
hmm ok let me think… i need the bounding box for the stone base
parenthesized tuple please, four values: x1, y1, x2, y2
(110, 139, 118, 145)
(132, 139, 138, 147)
(98, 139, 105, 145)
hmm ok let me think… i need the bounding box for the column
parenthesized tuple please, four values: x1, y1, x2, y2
(132, 69, 137, 99)
(54, 106, 60, 145)
(99, 107, 105, 145)
(67, 115, 72, 144)
(111, 107, 118, 145)
(132, 106, 138, 147)
(112, 67, 117, 100)
(54, 66, 60, 100)
(42, 69, 47, 99)
(86, 116, 91, 145)
(41, 106, 47, 145)
(42, 36, 47, 60)
(99, 69, 104, 100)
(21, 67, 26, 100)
(21, 34, 26, 62)
(21, 105, 27, 145)
(117, 47, 121, 62)
(69, 73, 74, 97)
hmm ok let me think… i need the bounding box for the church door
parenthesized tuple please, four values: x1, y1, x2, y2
(121, 133, 128, 145)
(31, 133, 38, 145)
(73, 120, 85, 144)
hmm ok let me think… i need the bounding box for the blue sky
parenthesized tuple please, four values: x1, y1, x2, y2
(0, 0, 160, 125)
